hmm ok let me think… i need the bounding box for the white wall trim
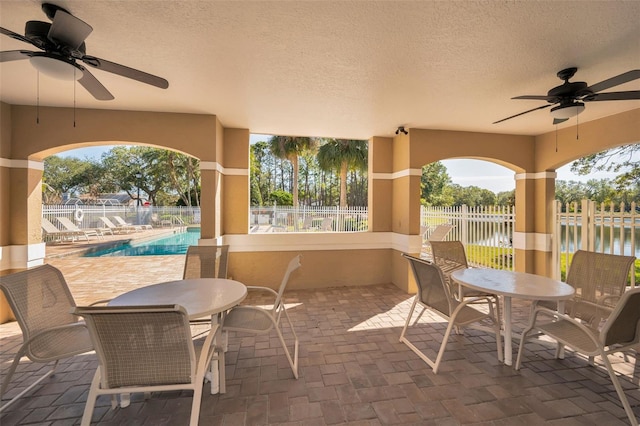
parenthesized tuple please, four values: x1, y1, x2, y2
(371, 168, 422, 180)
(0, 158, 44, 170)
(514, 171, 557, 181)
(512, 232, 552, 252)
(202, 232, 421, 253)
(0, 243, 46, 270)
(199, 161, 248, 176)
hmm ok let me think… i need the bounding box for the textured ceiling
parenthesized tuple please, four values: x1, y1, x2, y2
(1, 1, 639, 139)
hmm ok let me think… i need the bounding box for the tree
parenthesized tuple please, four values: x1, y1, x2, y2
(317, 139, 367, 208)
(43, 156, 93, 200)
(268, 136, 317, 207)
(570, 144, 640, 189)
(420, 162, 453, 206)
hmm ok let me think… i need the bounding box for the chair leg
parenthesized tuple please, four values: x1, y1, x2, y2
(0, 346, 58, 413)
(189, 381, 203, 426)
(433, 319, 457, 374)
(399, 297, 419, 342)
(277, 309, 299, 379)
(601, 351, 639, 426)
(81, 369, 101, 426)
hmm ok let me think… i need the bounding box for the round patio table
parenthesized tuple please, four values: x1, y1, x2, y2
(451, 268, 574, 366)
(109, 278, 247, 393)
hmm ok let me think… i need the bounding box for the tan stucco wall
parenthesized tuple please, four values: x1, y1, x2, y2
(222, 128, 250, 235)
(1, 103, 11, 248)
(228, 249, 392, 289)
(535, 109, 640, 171)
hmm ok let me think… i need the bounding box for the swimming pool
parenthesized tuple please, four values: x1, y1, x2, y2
(84, 229, 201, 257)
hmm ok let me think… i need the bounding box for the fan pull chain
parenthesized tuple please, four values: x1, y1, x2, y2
(555, 124, 558, 152)
(73, 68, 77, 128)
(576, 110, 579, 140)
(36, 71, 40, 124)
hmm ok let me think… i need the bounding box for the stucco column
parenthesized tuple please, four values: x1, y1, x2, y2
(368, 137, 393, 232)
(222, 128, 249, 235)
(513, 171, 556, 276)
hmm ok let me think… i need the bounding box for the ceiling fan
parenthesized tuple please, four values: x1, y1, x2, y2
(494, 67, 640, 125)
(0, 3, 168, 101)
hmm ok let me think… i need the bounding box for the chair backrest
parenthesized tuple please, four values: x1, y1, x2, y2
(566, 250, 636, 309)
(402, 253, 452, 317)
(0, 265, 78, 344)
(112, 216, 125, 225)
(73, 304, 195, 388)
(41, 217, 62, 233)
(56, 216, 80, 231)
(99, 216, 117, 228)
(273, 255, 303, 310)
(427, 223, 454, 242)
(321, 218, 332, 231)
(430, 240, 469, 275)
(601, 287, 640, 347)
(183, 245, 230, 279)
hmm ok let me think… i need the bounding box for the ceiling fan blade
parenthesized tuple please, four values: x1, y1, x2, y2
(78, 67, 114, 100)
(0, 50, 32, 62)
(0, 26, 35, 46)
(584, 91, 640, 101)
(586, 70, 640, 93)
(553, 118, 569, 125)
(81, 55, 169, 89)
(47, 9, 92, 50)
(493, 104, 552, 124)
(512, 95, 557, 101)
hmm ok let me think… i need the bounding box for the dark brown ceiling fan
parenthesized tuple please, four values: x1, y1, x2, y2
(0, 3, 168, 101)
(494, 67, 640, 125)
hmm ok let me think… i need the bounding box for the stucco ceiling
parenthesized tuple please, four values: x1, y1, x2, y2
(1, 1, 639, 140)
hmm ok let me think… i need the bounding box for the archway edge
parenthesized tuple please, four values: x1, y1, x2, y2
(10, 105, 222, 163)
(402, 128, 534, 173)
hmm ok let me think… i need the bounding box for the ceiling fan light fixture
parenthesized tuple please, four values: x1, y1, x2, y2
(29, 54, 83, 80)
(550, 102, 585, 120)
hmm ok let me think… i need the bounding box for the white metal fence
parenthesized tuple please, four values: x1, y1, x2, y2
(421, 205, 515, 270)
(554, 200, 638, 285)
(42, 205, 200, 233)
(249, 206, 368, 232)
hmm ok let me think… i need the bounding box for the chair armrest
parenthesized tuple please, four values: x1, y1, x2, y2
(532, 306, 600, 336)
(246, 286, 279, 298)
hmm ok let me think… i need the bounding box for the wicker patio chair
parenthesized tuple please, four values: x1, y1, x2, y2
(516, 287, 640, 426)
(0, 265, 94, 413)
(223, 254, 302, 378)
(539, 250, 636, 328)
(400, 254, 503, 374)
(73, 304, 220, 426)
(183, 245, 230, 280)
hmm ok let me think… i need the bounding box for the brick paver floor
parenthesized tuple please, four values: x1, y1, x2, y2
(1, 237, 638, 425)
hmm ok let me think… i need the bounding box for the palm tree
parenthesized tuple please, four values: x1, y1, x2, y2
(317, 139, 367, 208)
(268, 136, 317, 207)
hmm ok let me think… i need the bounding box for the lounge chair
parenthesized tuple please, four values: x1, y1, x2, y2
(41, 217, 81, 243)
(113, 215, 152, 230)
(55, 217, 103, 240)
(98, 216, 137, 234)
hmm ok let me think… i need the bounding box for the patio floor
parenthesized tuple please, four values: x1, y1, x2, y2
(1, 235, 639, 425)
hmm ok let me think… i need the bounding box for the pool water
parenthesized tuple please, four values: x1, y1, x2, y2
(84, 229, 201, 257)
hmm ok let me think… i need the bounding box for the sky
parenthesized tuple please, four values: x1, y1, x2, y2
(58, 134, 633, 193)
